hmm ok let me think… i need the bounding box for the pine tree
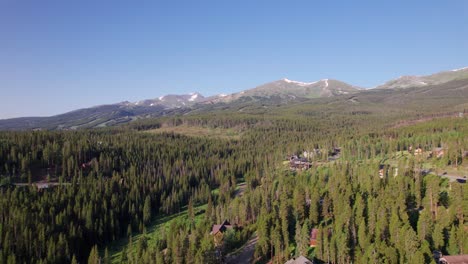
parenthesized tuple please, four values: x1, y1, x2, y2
(143, 195, 151, 225)
(87, 245, 99, 264)
(104, 247, 111, 264)
(432, 223, 445, 250)
(71, 255, 78, 264)
(188, 197, 195, 222)
(448, 225, 459, 255)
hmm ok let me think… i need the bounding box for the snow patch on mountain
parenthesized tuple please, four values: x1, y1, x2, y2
(323, 79, 329, 88)
(282, 78, 318, 86)
(452, 66, 468, 72)
(189, 93, 199, 102)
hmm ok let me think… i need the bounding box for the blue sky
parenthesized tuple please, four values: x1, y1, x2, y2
(1, 0, 467, 118)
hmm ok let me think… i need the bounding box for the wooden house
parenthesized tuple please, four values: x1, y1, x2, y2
(289, 155, 311, 171)
(437, 254, 468, 264)
(432, 147, 445, 158)
(210, 220, 233, 246)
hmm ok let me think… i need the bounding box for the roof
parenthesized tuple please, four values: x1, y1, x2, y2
(439, 255, 468, 264)
(210, 220, 233, 235)
(36, 183, 50, 189)
(285, 256, 313, 264)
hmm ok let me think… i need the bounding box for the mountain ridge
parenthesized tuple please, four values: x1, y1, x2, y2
(0, 66, 467, 130)
(374, 67, 468, 89)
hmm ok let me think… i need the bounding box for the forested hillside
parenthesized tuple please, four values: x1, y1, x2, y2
(0, 102, 467, 263)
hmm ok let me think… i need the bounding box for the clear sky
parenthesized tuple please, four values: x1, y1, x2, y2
(1, 0, 467, 119)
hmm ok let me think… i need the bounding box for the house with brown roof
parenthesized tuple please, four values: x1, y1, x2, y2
(438, 254, 468, 264)
(289, 155, 311, 171)
(210, 220, 234, 246)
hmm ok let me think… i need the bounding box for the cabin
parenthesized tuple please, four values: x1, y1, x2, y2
(309, 228, 319, 247)
(285, 255, 313, 264)
(433, 148, 445, 158)
(210, 220, 233, 246)
(289, 155, 311, 171)
(414, 147, 423, 156)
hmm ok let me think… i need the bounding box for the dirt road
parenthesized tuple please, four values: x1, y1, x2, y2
(226, 233, 259, 264)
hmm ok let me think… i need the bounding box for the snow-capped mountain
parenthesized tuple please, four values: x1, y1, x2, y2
(1, 66, 467, 130)
(132, 92, 205, 108)
(374, 67, 468, 89)
(205, 78, 361, 104)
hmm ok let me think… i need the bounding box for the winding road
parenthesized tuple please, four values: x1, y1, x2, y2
(226, 233, 259, 264)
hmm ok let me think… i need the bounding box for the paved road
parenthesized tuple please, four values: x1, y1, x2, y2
(226, 233, 258, 264)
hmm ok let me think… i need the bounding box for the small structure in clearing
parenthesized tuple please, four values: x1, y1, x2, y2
(289, 155, 311, 171)
(432, 147, 446, 158)
(210, 220, 234, 246)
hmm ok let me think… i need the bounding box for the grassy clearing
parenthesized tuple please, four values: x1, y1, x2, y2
(144, 125, 242, 140)
(108, 204, 207, 263)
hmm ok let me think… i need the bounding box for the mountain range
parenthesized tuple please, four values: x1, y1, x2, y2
(0, 67, 467, 130)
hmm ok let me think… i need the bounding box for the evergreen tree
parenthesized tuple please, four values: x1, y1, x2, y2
(143, 195, 151, 225)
